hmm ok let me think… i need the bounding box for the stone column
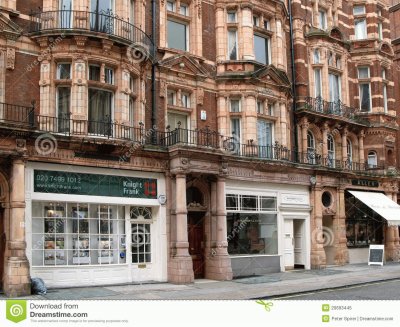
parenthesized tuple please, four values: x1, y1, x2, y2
(3, 158, 31, 296)
(300, 118, 309, 156)
(334, 188, 349, 265)
(215, 5, 225, 63)
(341, 127, 348, 165)
(280, 102, 287, 147)
(168, 173, 194, 283)
(241, 4, 254, 60)
(244, 94, 257, 143)
(385, 192, 400, 261)
(217, 95, 228, 137)
(206, 177, 233, 280)
(358, 130, 365, 165)
(322, 123, 328, 163)
(310, 183, 327, 269)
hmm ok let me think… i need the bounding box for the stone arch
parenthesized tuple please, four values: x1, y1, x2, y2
(330, 27, 344, 41)
(186, 178, 210, 210)
(0, 169, 9, 203)
(380, 42, 394, 56)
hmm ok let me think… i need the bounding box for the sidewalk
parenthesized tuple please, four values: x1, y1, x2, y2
(7, 263, 400, 300)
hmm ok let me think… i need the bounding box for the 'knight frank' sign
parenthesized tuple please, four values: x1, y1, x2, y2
(34, 170, 157, 199)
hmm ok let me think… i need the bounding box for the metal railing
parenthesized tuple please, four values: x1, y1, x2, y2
(0, 107, 390, 174)
(29, 10, 154, 60)
(0, 102, 35, 127)
(299, 96, 363, 122)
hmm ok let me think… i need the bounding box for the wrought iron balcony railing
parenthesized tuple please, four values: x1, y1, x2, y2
(0, 104, 389, 174)
(298, 96, 364, 123)
(0, 102, 35, 127)
(29, 10, 154, 60)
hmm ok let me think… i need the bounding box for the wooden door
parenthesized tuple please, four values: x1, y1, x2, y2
(284, 219, 294, 269)
(188, 213, 205, 278)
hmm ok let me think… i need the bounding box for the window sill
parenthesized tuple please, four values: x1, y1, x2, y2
(88, 80, 117, 91)
(257, 113, 278, 121)
(167, 105, 192, 113)
(253, 26, 273, 37)
(55, 79, 72, 86)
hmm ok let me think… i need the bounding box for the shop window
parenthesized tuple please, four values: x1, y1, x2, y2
(31, 202, 126, 266)
(226, 193, 278, 255)
(130, 207, 152, 264)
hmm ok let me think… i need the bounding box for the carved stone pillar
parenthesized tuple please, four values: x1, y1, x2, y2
(241, 4, 255, 60)
(334, 188, 349, 264)
(300, 118, 309, 154)
(3, 158, 31, 296)
(322, 123, 328, 161)
(358, 130, 365, 164)
(206, 177, 233, 280)
(341, 127, 348, 164)
(168, 173, 194, 284)
(310, 183, 327, 269)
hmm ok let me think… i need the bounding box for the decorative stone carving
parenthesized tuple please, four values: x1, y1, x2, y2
(74, 36, 88, 49)
(160, 80, 166, 97)
(102, 39, 114, 55)
(15, 139, 27, 154)
(6, 47, 15, 70)
(197, 87, 204, 105)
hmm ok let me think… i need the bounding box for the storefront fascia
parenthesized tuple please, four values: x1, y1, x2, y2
(226, 180, 311, 277)
(25, 162, 167, 288)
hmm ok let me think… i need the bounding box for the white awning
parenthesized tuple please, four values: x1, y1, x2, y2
(348, 190, 400, 226)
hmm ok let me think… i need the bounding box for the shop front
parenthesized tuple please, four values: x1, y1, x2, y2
(25, 163, 167, 288)
(225, 180, 311, 277)
(345, 189, 400, 264)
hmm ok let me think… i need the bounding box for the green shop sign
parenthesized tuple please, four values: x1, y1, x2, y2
(34, 170, 157, 199)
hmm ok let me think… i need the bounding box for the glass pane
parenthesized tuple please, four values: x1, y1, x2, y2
(241, 195, 257, 210)
(360, 83, 371, 112)
(254, 35, 268, 64)
(89, 65, 101, 81)
(57, 64, 71, 79)
(226, 194, 238, 210)
(167, 20, 187, 51)
(314, 69, 321, 97)
(228, 30, 237, 60)
(260, 197, 277, 210)
(230, 100, 240, 112)
(88, 89, 113, 135)
(353, 5, 365, 15)
(358, 67, 369, 79)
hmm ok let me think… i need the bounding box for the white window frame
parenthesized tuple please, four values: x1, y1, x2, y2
(181, 92, 191, 108)
(130, 207, 153, 264)
(257, 100, 264, 114)
(354, 18, 367, 40)
(313, 49, 320, 64)
(167, 89, 177, 106)
(367, 151, 378, 168)
(167, 0, 176, 12)
(378, 22, 383, 40)
(383, 83, 388, 113)
(358, 66, 370, 79)
(327, 134, 335, 168)
(179, 3, 189, 16)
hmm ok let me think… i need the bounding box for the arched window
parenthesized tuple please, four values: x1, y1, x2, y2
(367, 151, 377, 168)
(307, 131, 316, 164)
(327, 134, 335, 168)
(347, 138, 353, 167)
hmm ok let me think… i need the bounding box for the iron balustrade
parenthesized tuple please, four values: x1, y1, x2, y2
(0, 102, 35, 127)
(0, 107, 389, 173)
(29, 10, 154, 60)
(300, 96, 361, 121)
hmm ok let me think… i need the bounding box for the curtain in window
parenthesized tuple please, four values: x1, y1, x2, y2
(57, 87, 71, 133)
(329, 73, 341, 113)
(257, 120, 272, 158)
(359, 83, 371, 112)
(231, 118, 241, 154)
(314, 69, 322, 98)
(355, 19, 366, 39)
(327, 134, 335, 167)
(88, 89, 112, 136)
(228, 30, 237, 60)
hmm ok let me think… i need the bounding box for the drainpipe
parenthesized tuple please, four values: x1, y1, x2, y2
(288, 0, 298, 160)
(151, 0, 157, 137)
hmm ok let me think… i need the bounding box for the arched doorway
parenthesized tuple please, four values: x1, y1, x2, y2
(187, 186, 207, 279)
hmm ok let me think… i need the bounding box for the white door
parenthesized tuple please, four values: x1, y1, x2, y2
(294, 220, 304, 266)
(284, 220, 294, 269)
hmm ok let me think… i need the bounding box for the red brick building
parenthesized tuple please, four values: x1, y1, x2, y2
(0, 0, 398, 296)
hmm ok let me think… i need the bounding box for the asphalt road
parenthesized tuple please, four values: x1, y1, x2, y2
(272, 279, 400, 300)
